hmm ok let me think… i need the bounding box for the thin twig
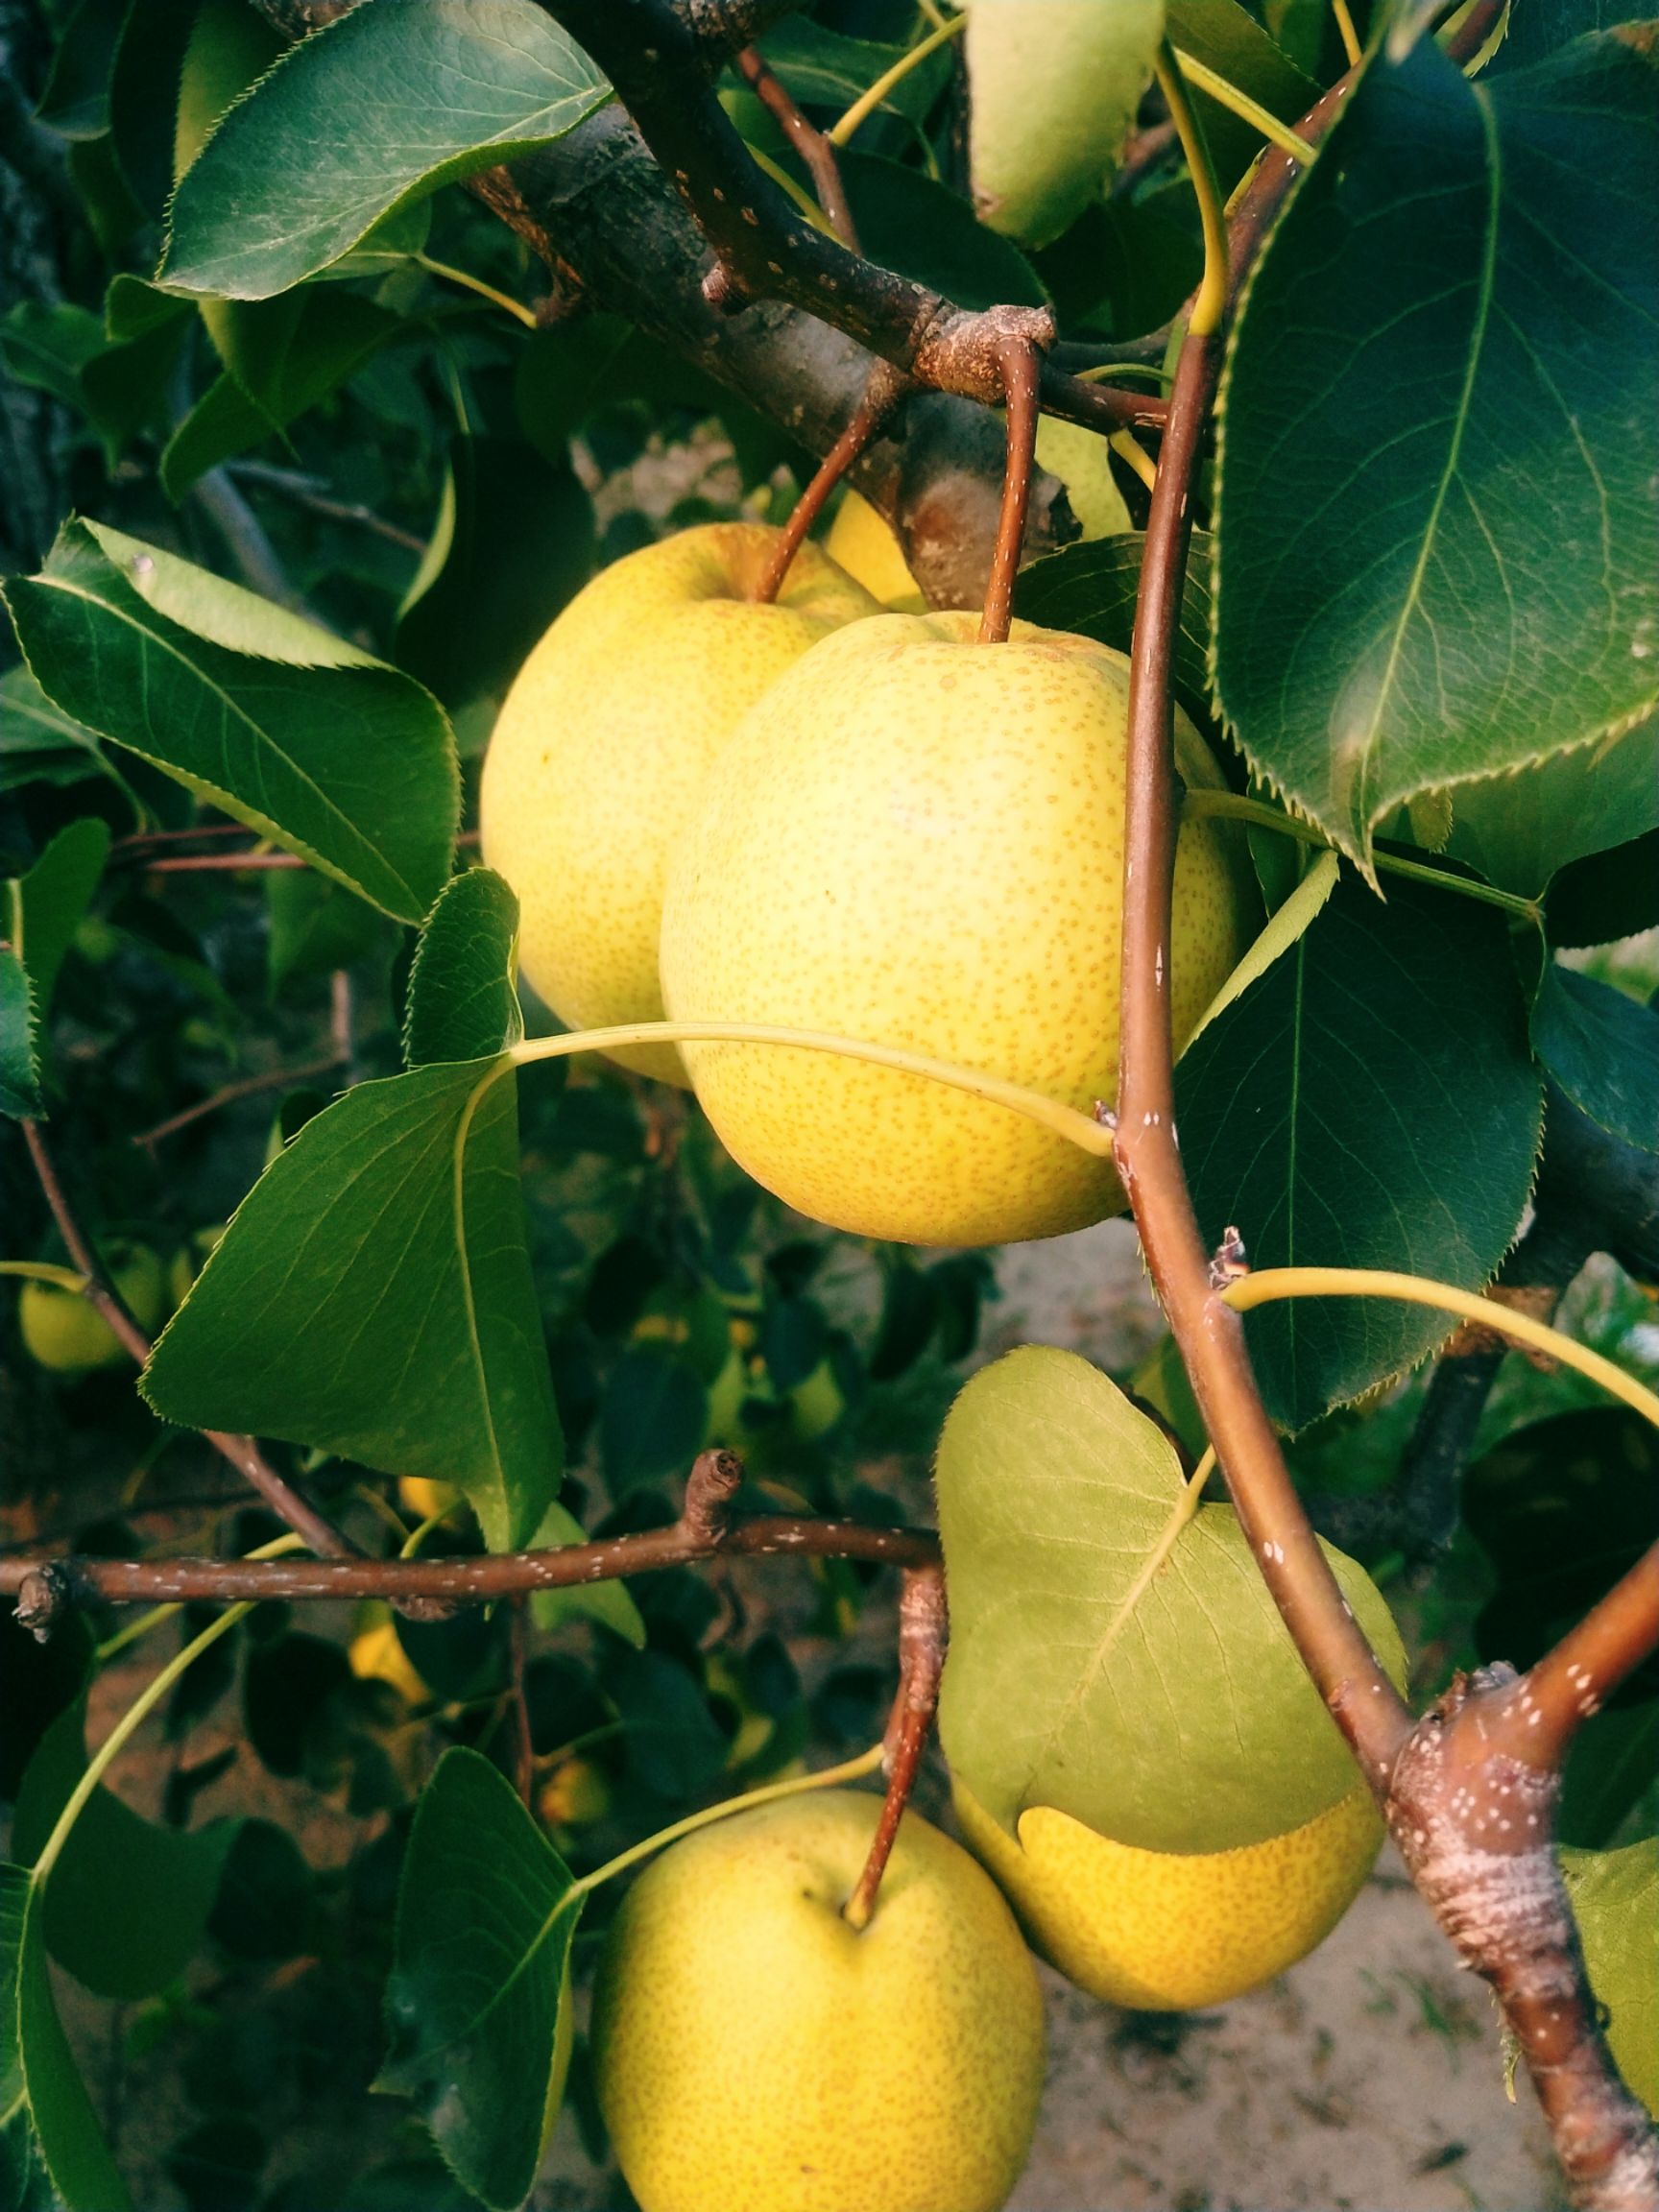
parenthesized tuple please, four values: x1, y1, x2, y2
(227, 462, 426, 553)
(509, 1597, 536, 1807)
(19, 1120, 357, 1567)
(132, 1053, 346, 1152)
(844, 1564, 946, 1931)
(145, 852, 306, 873)
(978, 335, 1040, 646)
(755, 360, 905, 604)
(736, 44, 858, 246)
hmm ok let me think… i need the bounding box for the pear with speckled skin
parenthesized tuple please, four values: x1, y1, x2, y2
(480, 523, 879, 1085)
(590, 1790, 1045, 2212)
(660, 611, 1255, 1244)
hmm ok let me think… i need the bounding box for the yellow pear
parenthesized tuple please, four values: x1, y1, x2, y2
(480, 522, 879, 1086)
(590, 1790, 1045, 2212)
(826, 419, 1130, 607)
(954, 1776, 1383, 2012)
(661, 612, 1255, 1244)
(19, 1242, 167, 1374)
(348, 1612, 430, 1706)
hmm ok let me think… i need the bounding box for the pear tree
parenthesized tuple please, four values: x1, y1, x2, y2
(1, 3, 1657, 2210)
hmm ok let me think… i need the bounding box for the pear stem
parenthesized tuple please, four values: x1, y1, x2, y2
(754, 359, 907, 605)
(508, 1022, 1117, 1159)
(844, 1564, 947, 1932)
(978, 335, 1041, 646)
(571, 1741, 886, 1896)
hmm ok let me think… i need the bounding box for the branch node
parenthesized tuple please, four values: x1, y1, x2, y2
(680, 1448, 746, 1544)
(700, 258, 750, 315)
(15, 1562, 81, 1642)
(1208, 1225, 1250, 1288)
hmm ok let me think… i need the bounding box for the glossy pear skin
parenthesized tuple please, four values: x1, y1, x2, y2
(480, 523, 879, 1085)
(590, 1791, 1046, 2212)
(19, 1244, 167, 1374)
(955, 1777, 1383, 2012)
(661, 612, 1254, 1244)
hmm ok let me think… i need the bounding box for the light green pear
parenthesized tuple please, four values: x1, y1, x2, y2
(590, 1790, 1045, 2212)
(481, 523, 878, 1085)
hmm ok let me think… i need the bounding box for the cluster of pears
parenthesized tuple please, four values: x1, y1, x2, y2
(481, 493, 1255, 1249)
(581, 1347, 1403, 2212)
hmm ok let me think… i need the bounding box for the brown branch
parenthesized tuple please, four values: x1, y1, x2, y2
(755, 358, 905, 604)
(20, 1119, 357, 1570)
(1390, 1669, 1659, 2211)
(145, 852, 306, 873)
(132, 1053, 345, 1151)
(844, 1563, 945, 1931)
(977, 336, 1040, 646)
(735, 43, 857, 249)
(0, 1506, 940, 1611)
(1112, 326, 1409, 1780)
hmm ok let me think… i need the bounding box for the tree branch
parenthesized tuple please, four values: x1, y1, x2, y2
(735, 41, 857, 248)
(20, 1119, 357, 1570)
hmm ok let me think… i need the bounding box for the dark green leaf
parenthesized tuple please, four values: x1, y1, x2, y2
(3, 521, 457, 924)
(609, 1649, 729, 1799)
(1166, 0, 1319, 187)
(165, 2116, 266, 2212)
(1546, 827, 1659, 948)
(266, 869, 385, 996)
(161, 0, 611, 300)
(0, 957, 40, 1121)
(756, 18, 950, 124)
(1015, 530, 1213, 726)
(12, 819, 109, 1024)
(380, 1749, 579, 2212)
(1436, 715, 1659, 898)
(1465, 1407, 1659, 1699)
(0, 1614, 91, 1804)
(206, 1819, 315, 1960)
(600, 1348, 709, 1501)
(143, 1057, 560, 1551)
(1175, 876, 1542, 1429)
(836, 148, 1046, 310)
(242, 1632, 353, 1780)
(35, 0, 125, 139)
(0, 303, 104, 408)
(1532, 967, 1659, 1155)
(869, 1259, 937, 1382)
(0, 668, 114, 799)
(0, 1867, 129, 2209)
(396, 436, 596, 709)
(404, 869, 522, 1067)
(10, 1703, 234, 2003)
(161, 295, 401, 499)
(1560, 1699, 1659, 1848)
(1213, 29, 1659, 869)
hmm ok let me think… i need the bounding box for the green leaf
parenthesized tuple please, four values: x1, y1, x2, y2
(1174, 875, 1543, 1431)
(1213, 28, 1659, 870)
(1464, 1407, 1659, 1699)
(395, 436, 596, 710)
(0, 666, 111, 795)
(0, 957, 41, 1122)
(266, 870, 385, 996)
(160, 0, 611, 301)
(835, 149, 1047, 310)
(10, 819, 109, 1024)
(161, 294, 402, 499)
(526, 1495, 646, 1648)
(1166, 0, 1319, 185)
(141, 1056, 559, 1552)
(11, 1703, 235, 2004)
(379, 1749, 580, 2211)
(1547, 827, 1659, 949)
(937, 1346, 1406, 1852)
(1532, 967, 1659, 1156)
(404, 869, 522, 1068)
(0, 1866, 129, 2209)
(0, 302, 105, 408)
(1560, 1698, 1659, 1850)
(3, 521, 457, 924)
(966, 0, 1164, 247)
(756, 18, 952, 124)
(1433, 715, 1659, 898)
(601, 1348, 709, 1501)
(1014, 530, 1214, 727)
(35, 0, 124, 140)
(1560, 1839, 1659, 2118)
